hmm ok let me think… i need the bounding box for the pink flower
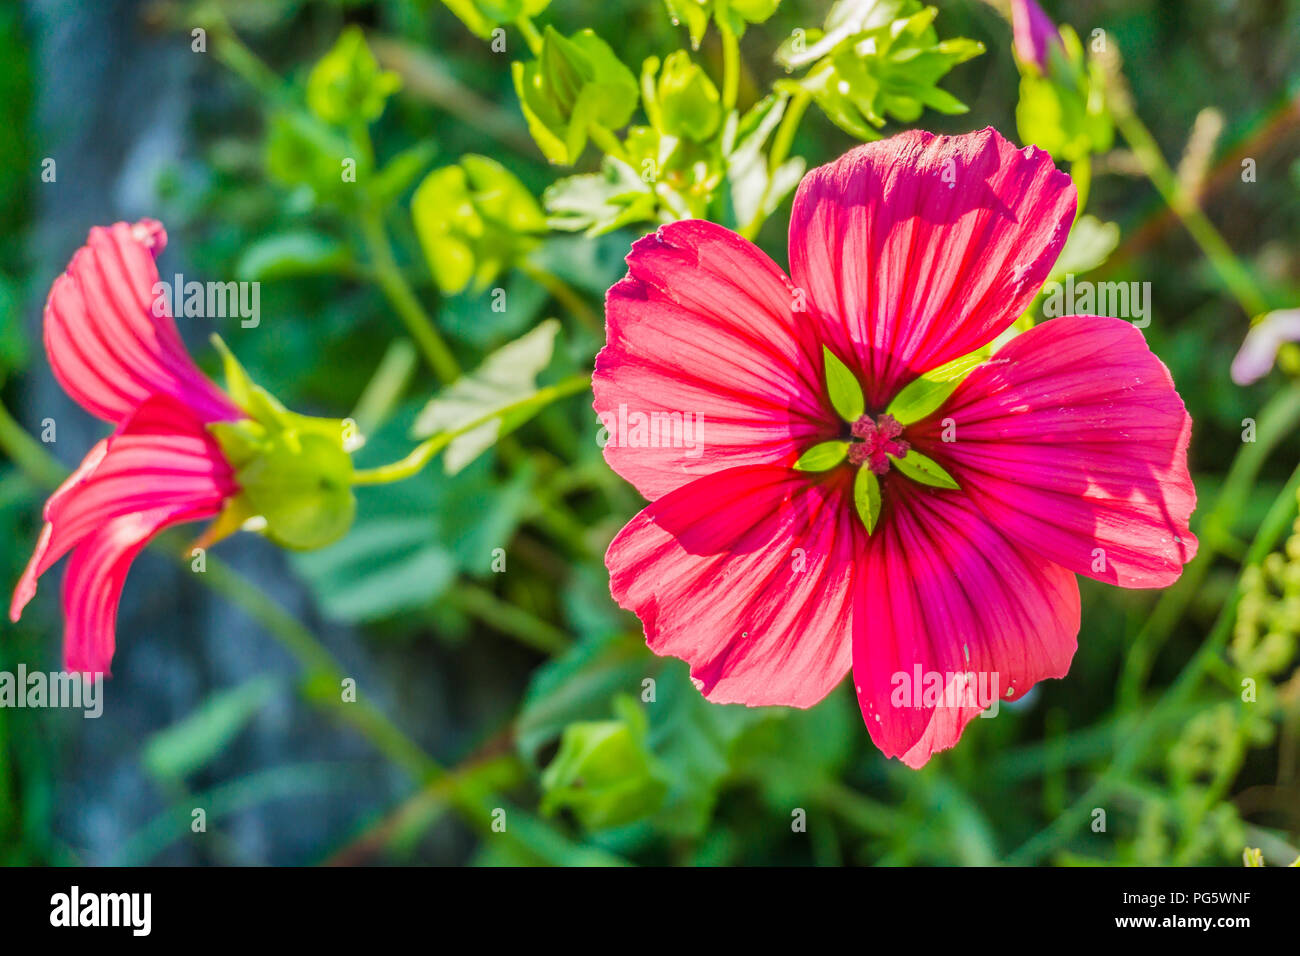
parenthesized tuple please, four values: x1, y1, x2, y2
(10, 220, 242, 674)
(595, 128, 1197, 768)
(1010, 0, 1061, 72)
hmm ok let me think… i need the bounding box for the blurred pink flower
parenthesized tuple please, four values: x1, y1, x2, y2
(11, 221, 241, 674)
(595, 127, 1197, 767)
(1010, 0, 1061, 72)
(1230, 308, 1300, 386)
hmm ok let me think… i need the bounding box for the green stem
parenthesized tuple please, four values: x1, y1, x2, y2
(718, 21, 740, 112)
(519, 261, 602, 333)
(587, 122, 629, 163)
(0, 401, 66, 489)
(740, 88, 811, 240)
(447, 584, 571, 655)
(515, 14, 544, 56)
(350, 373, 591, 485)
(359, 209, 461, 383)
(1105, 70, 1269, 317)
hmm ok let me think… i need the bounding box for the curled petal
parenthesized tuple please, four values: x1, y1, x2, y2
(44, 219, 239, 424)
(11, 395, 237, 671)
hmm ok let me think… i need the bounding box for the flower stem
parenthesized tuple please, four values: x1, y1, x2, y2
(0, 401, 66, 489)
(1104, 64, 1269, 318)
(350, 372, 591, 486)
(359, 208, 461, 384)
(587, 122, 628, 163)
(515, 14, 544, 56)
(446, 583, 571, 655)
(740, 87, 811, 240)
(519, 260, 602, 333)
(718, 21, 740, 112)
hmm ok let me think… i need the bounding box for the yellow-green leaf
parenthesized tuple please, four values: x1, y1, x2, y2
(886, 349, 987, 425)
(853, 467, 881, 534)
(823, 345, 864, 423)
(793, 440, 848, 472)
(891, 450, 959, 490)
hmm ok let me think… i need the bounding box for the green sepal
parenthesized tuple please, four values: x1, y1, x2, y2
(886, 348, 987, 425)
(890, 449, 959, 490)
(209, 335, 359, 551)
(793, 440, 848, 472)
(822, 345, 864, 423)
(233, 430, 356, 551)
(853, 467, 881, 534)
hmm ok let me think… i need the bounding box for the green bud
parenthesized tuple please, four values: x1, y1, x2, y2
(512, 27, 638, 165)
(656, 51, 721, 142)
(540, 695, 668, 831)
(306, 26, 402, 125)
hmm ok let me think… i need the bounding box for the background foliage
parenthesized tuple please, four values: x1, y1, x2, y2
(1, 0, 1299, 865)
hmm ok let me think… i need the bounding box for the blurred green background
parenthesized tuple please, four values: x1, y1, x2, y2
(1, 0, 1299, 865)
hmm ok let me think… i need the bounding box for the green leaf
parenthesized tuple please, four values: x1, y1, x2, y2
(305, 26, 401, 125)
(411, 154, 546, 294)
(782, 1, 984, 142)
(793, 439, 848, 471)
(141, 676, 280, 782)
(724, 92, 806, 228)
(411, 319, 562, 472)
(236, 231, 350, 282)
(822, 345, 864, 422)
(540, 695, 669, 831)
(543, 156, 656, 236)
(886, 350, 986, 424)
(265, 111, 359, 207)
(853, 466, 881, 533)
(891, 449, 959, 489)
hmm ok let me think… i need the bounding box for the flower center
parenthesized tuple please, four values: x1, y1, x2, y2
(847, 413, 909, 475)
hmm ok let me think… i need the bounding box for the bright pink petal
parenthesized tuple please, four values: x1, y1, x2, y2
(60, 506, 213, 675)
(595, 220, 832, 501)
(10, 395, 237, 663)
(607, 464, 859, 707)
(854, 480, 1080, 768)
(788, 127, 1076, 409)
(43, 219, 239, 425)
(909, 315, 1197, 588)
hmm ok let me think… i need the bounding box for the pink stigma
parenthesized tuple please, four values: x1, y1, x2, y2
(848, 413, 910, 474)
